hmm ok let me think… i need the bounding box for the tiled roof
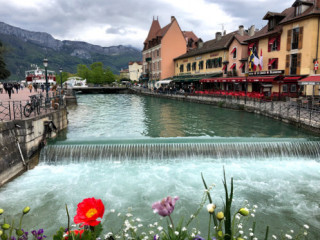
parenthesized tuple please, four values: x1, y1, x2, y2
(129, 61, 143, 65)
(144, 20, 161, 44)
(247, 1, 320, 41)
(183, 31, 199, 42)
(175, 31, 252, 60)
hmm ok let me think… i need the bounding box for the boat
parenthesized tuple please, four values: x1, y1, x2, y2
(24, 64, 56, 86)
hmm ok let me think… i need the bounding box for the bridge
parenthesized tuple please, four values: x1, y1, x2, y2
(72, 86, 128, 94)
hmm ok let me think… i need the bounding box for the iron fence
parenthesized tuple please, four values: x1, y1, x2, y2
(0, 93, 66, 122)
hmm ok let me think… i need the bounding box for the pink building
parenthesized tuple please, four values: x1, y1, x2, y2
(142, 16, 199, 83)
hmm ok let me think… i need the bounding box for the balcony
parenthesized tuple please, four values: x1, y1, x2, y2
(146, 57, 152, 62)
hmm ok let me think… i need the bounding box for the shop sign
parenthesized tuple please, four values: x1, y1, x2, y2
(249, 70, 284, 76)
(314, 61, 319, 70)
(195, 56, 202, 60)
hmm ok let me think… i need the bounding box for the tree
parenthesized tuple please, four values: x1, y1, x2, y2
(0, 41, 10, 80)
(104, 67, 115, 84)
(90, 62, 104, 85)
(77, 64, 90, 82)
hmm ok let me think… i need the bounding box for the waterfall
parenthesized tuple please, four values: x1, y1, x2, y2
(40, 141, 320, 163)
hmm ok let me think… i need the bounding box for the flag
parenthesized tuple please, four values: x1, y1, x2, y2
(253, 47, 260, 69)
(259, 49, 263, 71)
(249, 49, 255, 71)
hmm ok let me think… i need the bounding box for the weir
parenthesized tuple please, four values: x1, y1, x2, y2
(40, 141, 320, 162)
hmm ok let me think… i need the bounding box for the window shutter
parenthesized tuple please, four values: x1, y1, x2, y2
(275, 58, 278, 69)
(287, 30, 292, 51)
(285, 55, 290, 75)
(297, 53, 301, 75)
(277, 36, 281, 51)
(298, 27, 303, 49)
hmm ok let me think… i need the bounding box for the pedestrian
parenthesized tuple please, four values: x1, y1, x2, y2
(33, 83, 38, 92)
(28, 84, 33, 93)
(0, 82, 3, 94)
(41, 83, 44, 92)
(14, 83, 19, 94)
(3, 82, 8, 93)
(6, 83, 13, 99)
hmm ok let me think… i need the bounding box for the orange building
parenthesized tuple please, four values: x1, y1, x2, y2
(142, 16, 199, 85)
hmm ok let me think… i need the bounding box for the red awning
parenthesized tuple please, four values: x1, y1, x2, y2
(283, 76, 302, 81)
(268, 38, 276, 45)
(200, 77, 246, 83)
(222, 65, 227, 70)
(299, 76, 320, 85)
(230, 47, 236, 54)
(268, 58, 277, 66)
(230, 63, 236, 69)
(248, 43, 255, 49)
(247, 76, 276, 83)
(239, 62, 245, 69)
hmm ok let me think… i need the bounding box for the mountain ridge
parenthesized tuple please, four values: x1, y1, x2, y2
(0, 22, 142, 80)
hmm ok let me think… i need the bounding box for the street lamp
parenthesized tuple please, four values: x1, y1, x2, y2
(43, 58, 49, 102)
(59, 67, 63, 92)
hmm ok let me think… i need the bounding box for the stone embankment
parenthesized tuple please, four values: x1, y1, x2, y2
(0, 89, 68, 186)
(130, 87, 320, 134)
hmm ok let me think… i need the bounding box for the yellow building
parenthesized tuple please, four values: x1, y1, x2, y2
(246, 0, 320, 97)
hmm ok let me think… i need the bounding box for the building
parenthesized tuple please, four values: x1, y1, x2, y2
(128, 61, 142, 82)
(246, 0, 320, 97)
(142, 16, 199, 85)
(119, 69, 130, 80)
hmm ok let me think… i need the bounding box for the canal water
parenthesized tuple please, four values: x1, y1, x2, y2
(1, 94, 320, 239)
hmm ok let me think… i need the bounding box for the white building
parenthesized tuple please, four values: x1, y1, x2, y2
(128, 61, 142, 82)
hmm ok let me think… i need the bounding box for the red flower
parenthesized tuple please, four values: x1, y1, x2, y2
(74, 198, 105, 226)
(65, 229, 84, 240)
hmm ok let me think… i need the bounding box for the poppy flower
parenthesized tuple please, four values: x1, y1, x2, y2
(152, 196, 179, 217)
(74, 198, 105, 226)
(64, 229, 84, 240)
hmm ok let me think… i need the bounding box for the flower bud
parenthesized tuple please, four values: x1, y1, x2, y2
(0, 230, 2, 236)
(206, 204, 216, 213)
(237, 238, 244, 240)
(23, 206, 30, 214)
(218, 231, 223, 237)
(216, 211, 224, 221)
(16, 229, 24, 236)
(1, 223, 10, 230)
(0, 209, 3, 215)
(238, 208, 249, 216)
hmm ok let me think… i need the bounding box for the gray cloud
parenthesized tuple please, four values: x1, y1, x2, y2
(0, 0, 294, 48)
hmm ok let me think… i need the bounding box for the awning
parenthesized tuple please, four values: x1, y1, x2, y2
(268, 58, 277, 66)
(230, 63, 236, 69)
(222, 65, 227, 70)
(248, 43, 255, 49)
(299, 76, 320, 85)
(247, 76, 277, 82)
(268, 38, 276, 45)
(200, 77, 246, 83)
(239, 63, 245, 69)
(230, 47, 236, 54)
(283, 76, 302, 81)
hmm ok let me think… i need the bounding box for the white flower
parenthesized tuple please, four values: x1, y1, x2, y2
(110, 209, 115, 213)
(207, 203, 216, 213)
(244, 237, 248, 239)
(136, 218, 141, 222)
(250, 233, 254, 236)
(138, 224, 143, 228)
(285, 234, 292, 239)
(236, 214, 241, 219)
(238, 224, 243, 229)
(174, 231, 179, 235)
(191, 233, 195, 237)
(169, 224, 173, 228)
(253, 238, 258, 240)
(126, 213, 133, 217)
(154, 234, 159, 240)
(141, 232, 146, 235)
(290, 230, 294, 233)
(190, 214, 195, 218)
(304, 231, 308, 236)
(182, 227, 187, 231)
(198, 231, 201, 234)
(149, 224, 154, 228)
(239, 230, 244, 234)
(303, 224, 309, 229)
(149, 231, 154, 235)
(272, 235, 277, 239)
(143, 236, 148, 240)
(117, 213, 121, 217)
(157, 226, 163, 231)
(253, 209, 256, 213)
(253, 205, 258, 208)
(251, 213, 255, 217)
(154, 222, 158, 226)
(249, 228, 253, 232)
(104, 232, 113, 239)
(125, 234, 129, 237)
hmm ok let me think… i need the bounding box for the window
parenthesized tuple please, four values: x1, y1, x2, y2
(268, 36, 280, 52)
(180, 64, 184, 73)
(290, 54, 298, 75)
(241, 62, 246, 73)
(268, 58, 278, 70)
(157, 50, 159, 57)
(192, 62, 196, 71)
(282, 84, 288, 93)
(292, 28, 300, 49)
(206, 60, 212, 69)
(268, 18, 275, 31)
(199, 61, 204, 70)
(231, 48, 237, 58)
(291, 84, 297, 92)
(187, 63, 191, 71)
(295, 5, 302, 16)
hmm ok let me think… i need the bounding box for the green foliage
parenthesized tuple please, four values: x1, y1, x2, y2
(0, 41, 10, 80)
(76, 62, 116, 85)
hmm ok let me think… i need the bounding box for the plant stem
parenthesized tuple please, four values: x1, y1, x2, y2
(65, 204, 70, 232)
(19, 214, 24, 229)
(208, 214, 212, 240)
(168, 215, 175, 230)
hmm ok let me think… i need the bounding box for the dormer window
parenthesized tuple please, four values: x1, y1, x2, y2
(269, 18, 275, 31)
(295, 5, 302, 16)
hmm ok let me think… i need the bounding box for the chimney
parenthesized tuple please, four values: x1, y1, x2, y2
(171, 16, 175, 22)
(248, 25, 255, 37)
(216, 32, 222, 41)
(223, 30, 226, 36)
(238, 25, 244, 36)
(198, 41, 204, 48)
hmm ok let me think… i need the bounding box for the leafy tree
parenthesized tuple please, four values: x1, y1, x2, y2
(0, 41, 11, 80)
(77, 64, 90, 82)
(56, 72, 71, 85)
(76, 62, 117, 85)
(90, 62, 104, 85)
(104, 67, 115, 84)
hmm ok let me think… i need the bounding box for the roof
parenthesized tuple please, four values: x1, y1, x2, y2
(299, 75, 320, 84)
(120, 69, 129, 73)
(247, 1, 320, 42)
(175, 30, 252, 60)
(129, 61, 143, 65)
(183, 31, 199, 42)
(144, 19, 161, 44)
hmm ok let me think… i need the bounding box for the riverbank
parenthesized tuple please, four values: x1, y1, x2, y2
(130, 87, 320, 134)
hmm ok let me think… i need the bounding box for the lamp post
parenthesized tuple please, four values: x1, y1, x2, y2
(43, 58, 49, 103)
(59, 67, 63, 92)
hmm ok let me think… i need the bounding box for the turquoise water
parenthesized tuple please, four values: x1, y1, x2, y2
(0, 94, 319, 239)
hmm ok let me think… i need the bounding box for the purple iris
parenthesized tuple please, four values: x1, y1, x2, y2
(31, 229, 46, 240)
(152, 196, 179, 217)
(193, 236, 205, 240)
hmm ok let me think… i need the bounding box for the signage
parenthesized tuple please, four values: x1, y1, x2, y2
(249, 70, 284, 76)
(195, 56, 202, 60)
(314, 60, 319, 70)
(210, 53, 219, 57)
(183, 59, 188, 62)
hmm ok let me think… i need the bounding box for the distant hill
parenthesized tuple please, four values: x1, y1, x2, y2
(0, 22, 142, 80)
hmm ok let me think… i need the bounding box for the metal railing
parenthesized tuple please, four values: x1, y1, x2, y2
(0, 93, 66, 122)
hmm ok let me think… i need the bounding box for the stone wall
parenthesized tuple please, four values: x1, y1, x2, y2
(0, 109, 68, 186)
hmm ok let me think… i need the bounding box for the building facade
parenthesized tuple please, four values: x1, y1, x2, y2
(142, 16, 199, 84)
(128, 61, 142, 82)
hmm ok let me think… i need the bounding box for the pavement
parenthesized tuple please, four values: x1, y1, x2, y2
(0, 88, 45, 102)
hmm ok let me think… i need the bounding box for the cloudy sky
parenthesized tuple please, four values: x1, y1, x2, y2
(0, 0, 293, 49)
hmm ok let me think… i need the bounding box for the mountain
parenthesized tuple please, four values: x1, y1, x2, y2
(0, 22, 142, 80)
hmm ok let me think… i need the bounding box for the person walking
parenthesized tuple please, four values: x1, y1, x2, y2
(0, 82, 3, 94)
(33, 83, 38, 92)
(28, 84, 33, 93)
(6, 83, 13, 99)
(41, 83, 44, 92)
